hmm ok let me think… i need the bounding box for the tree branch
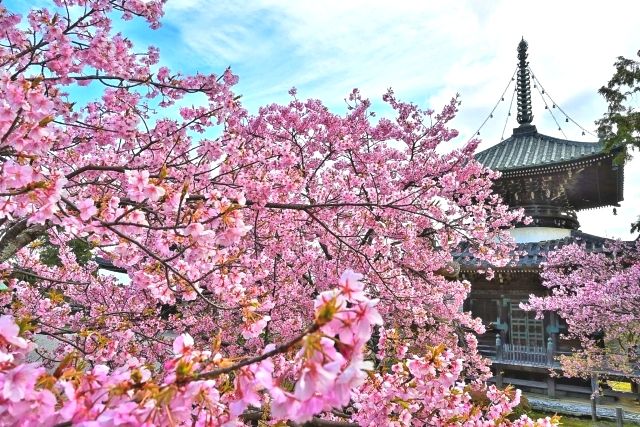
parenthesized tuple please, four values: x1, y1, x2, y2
(194, 323, 319, 380)
(0, 219, 49, 263)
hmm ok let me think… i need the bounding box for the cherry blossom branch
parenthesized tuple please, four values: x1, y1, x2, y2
(195, 322, 320, 380)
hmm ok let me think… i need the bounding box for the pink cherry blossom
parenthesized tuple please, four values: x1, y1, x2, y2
(172, 333, 194, 355)
(185, 222, 204, 237)
(352, 298, 384, 339)
(338, 269, 366, 301)
(0, 0, 552, 425)
(295, 356, 343, 401)
(125, 169, 165, 202)
(2, 161, 34, 189)
(1, 363, 42, 402)
(76, 198, 98, 221)
(524, 240, 640, 377)
(0, 315, 28, 350)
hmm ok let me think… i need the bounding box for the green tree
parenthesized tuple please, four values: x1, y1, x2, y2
(597, 50, 640, 155)
(596, 50, 640, 232)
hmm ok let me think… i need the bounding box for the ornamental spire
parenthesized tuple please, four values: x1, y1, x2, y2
(516, 38, 533, 125)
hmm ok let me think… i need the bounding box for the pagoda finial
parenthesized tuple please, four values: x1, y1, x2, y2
(516, 38, 533, 125)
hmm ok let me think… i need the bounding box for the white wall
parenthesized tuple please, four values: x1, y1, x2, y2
(509, 227, 571, 243)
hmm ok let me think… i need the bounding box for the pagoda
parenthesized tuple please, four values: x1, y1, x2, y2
(458, 39, 625, 397)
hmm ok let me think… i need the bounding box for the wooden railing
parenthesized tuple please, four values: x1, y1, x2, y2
(482, 334, 640, 376)
(502, 344, 548, 365)
(492, 334, 556, 366)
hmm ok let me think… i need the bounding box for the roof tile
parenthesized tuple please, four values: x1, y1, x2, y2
(476, 132, 604, 171)
(454, 230, 612, 269)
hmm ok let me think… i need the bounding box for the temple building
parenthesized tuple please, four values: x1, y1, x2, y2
(458, 39, 628, 397)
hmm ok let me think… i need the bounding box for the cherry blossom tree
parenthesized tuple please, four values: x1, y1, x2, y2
(0, 1, 557, 425)
(524, 241, 640, 380)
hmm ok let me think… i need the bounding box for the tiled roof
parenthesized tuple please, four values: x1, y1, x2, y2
(455, 230, 610, 271)
(475, 131, 605, 172)
(95, 257, 126, 273)
(509, 231, 608, 268)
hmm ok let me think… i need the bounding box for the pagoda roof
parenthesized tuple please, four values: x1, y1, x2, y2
(474, 126, 624, 210)
(508, 230, 608, 268)
(475, 129, 605, 173)
(455, 230, 612, 272)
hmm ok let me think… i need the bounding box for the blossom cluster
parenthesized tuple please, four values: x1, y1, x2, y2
(0, 0, 546, 425)
(524, 240, 640, 377)
(0, 271, 383, 425)
(349, 328, 557, 427)
(0, 294, 557, 426)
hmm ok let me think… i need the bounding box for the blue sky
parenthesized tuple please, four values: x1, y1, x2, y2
(6, 0, 640, 239)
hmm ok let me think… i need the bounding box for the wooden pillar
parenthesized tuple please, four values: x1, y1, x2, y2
(496, 334, 503, 361)
(498, 295, 509, 357)
(550, 312, 559, 355)
(546, 337, 554, 365)
(546, 376, 556, 398)
(591, 373, 599, 422)
(591, 373, 599, 393)
(546, 335, 557, 399)
(616, 407, 624, 427)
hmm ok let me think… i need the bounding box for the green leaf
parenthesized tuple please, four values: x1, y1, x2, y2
(68, 238, 92, 266)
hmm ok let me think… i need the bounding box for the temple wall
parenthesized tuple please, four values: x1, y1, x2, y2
(509, 227, 572, 243)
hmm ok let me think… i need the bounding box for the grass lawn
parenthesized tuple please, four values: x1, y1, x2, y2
(608, 381, 633, 392)
(528, 410, 637, 426)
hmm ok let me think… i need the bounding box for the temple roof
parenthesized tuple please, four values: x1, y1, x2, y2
(508, 230, 607, 268)
(475, 131, 605, 172)
(455, 230, 610, 272)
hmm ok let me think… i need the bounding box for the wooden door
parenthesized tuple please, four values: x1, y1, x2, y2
(509, 304, 544, 347)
